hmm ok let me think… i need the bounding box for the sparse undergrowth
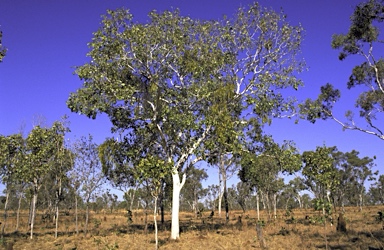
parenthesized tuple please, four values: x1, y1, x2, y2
(1, 206, 384, 249)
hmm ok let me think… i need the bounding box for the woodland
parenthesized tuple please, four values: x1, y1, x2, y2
(1, 0, 384, 249)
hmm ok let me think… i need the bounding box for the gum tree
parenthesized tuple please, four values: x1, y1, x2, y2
(67, 3, 304, 239)
(239, 139, 302, 219)
(302, 145, 339, 215)
(71, 135, 105, 236)
(0, 134, 25, 236)
(15, 121, 69, 239)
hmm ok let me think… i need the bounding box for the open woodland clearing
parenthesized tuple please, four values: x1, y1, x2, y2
(0, 206, 384, 249)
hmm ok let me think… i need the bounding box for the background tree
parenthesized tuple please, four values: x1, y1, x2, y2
(16, 121, 69, 239)
(51, 141, 73, 238)
(0, 134, 25, 236)
(300, 0, 384, 140)
(180, 165, 208, 215)
(229, 182, 252, 213)
(71, 135, 105, 236)
(205, 184, 220, 211)
(302, 145, 339, 216)
(0, 29, 6, 62)
(99, 137, 140, 213)
(239, 139, 301, 219)
(67, 3, 304, 239)
(284, 177, 306, 209)
(342, 150, 376, 210)
(369, 174, 384, 204)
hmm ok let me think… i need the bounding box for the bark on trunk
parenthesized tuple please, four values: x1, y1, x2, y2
(256, 192, 260, 221)
(223, 176, 229, 222)
(84, 202, 90, 236)
(218, 171, 223, 217)
(170, 170, 186, 240)
(1, 189, 10, 237)
(273, 194, 277, 219)
(30, 183, 38, 239)
(153, 195, 159, 250)
(75, 196, 79, 235)
(55, 178, 62, 238)
(16, 194, 22, 231)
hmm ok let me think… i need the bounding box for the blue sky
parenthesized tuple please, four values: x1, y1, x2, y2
(0, 0, 382, 190)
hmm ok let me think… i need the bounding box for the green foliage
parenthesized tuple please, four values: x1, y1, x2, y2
(369, 174, 384, 204)
(71, 135, 105, 203)
(9, 121, 70, 187)
(301, 0, 384, 139)
(0, 30, 6, 62)
(67, 3, 305, 174)
(0, 134, 25, 183)
(312, 198, 332, 216)
(67, 3, 305, 238)
(302, 146, 339, 199)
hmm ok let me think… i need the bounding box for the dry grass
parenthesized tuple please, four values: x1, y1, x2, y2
(1, 206, 384, 249)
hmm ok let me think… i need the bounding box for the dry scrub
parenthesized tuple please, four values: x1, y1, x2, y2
(1, 206, 384, 249)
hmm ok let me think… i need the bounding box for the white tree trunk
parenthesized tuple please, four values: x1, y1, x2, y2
(170, 170, 186, 240)
(218, 171, 223, 217)
(153, 195, 159, 250)
(1, 189, 10, 236)
(273, 193, 277, 219)
(30, 184, 38, 239)
(296, 195, 302, 209)
(16, 194, 22, 231)
(256, 192, 260, 221)
(55, 178, 62, 238)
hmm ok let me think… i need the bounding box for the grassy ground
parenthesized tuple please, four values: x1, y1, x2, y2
(1, 206, 384, 249)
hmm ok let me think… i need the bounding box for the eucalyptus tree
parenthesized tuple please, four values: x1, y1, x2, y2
(137, 155, 171, 249)
(0, 134, 25, 236)
(99, 137, 139, 211)
(286, 177, 306, 209)
(15, 121, 69, 239)
(300, 0, 384, 140)
(239, 139, 302, 219)
(369, 174, 384, 204)
(180, 165, 208, 214)
(205, 184, 220, 211)
(67, 3, 304, 239)
(230, 181, 252, 212)
(302, 146, 339, 215)
(71, 135, 105, 236)
(51, 141, 73, 238)
(341, 150, 376, 210)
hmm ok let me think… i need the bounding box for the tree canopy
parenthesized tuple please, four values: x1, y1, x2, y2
(67, 3, 304, 239)
(300, 0, 384, 140)
(0, 30, 6, 62)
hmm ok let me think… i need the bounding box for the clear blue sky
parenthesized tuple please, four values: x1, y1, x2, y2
(0, 0, 382, 189)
